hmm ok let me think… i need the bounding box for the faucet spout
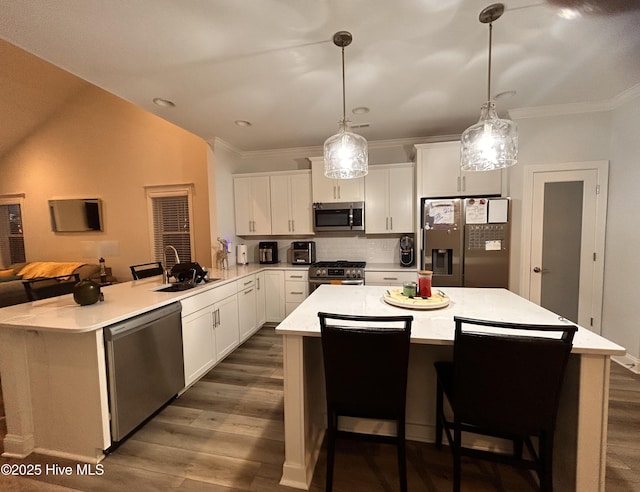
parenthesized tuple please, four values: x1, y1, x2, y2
(164, 245, 181, 266)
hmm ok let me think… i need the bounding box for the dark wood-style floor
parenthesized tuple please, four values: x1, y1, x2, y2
(0, 325, 638, 491)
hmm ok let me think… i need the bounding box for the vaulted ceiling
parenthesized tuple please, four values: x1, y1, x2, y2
(1, 0, 639, 152)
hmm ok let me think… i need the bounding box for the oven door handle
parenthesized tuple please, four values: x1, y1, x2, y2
(340, 279, 364, 285)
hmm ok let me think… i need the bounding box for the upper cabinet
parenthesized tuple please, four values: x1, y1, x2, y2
(270, 171, 313, 235)
(310, 157, 364, 203)
(233, 175, 271, 235)
(365, 163, 414, 234)
(415, 141, 503, 198)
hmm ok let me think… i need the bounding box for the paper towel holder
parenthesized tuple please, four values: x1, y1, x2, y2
(236, 244, 248, 265)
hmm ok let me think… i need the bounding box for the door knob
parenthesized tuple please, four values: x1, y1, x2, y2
(533, 267, 542, 273)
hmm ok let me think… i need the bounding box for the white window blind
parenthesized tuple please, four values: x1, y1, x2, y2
(148, 188, 194, 269)
(0, 200, 26, 268)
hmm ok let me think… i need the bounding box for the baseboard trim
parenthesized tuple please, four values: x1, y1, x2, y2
(612, 354, 640, 374)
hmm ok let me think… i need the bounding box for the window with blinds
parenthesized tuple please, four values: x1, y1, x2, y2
(147, 187, 194, 269)
(0, 202, 26, 267)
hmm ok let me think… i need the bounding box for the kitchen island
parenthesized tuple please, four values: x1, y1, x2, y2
(0, 264, 266, 463)
(275, 285, 625, 491)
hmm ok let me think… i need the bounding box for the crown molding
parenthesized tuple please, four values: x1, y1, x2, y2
(510, 83, 640, 120)
(210, 134, 462, 160)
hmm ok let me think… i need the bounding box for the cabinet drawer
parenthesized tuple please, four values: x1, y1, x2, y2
(236, 274, 255, 292)
(285, 280, 308, 303)
(365, 270, 417, 286)
(285, 270, 308, 282)
(181, 281, 236, 316)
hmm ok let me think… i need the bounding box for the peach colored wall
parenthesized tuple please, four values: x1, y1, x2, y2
(0, 61, 213, 281)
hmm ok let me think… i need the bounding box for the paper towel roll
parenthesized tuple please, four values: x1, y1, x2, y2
(236, 244, 248, 265)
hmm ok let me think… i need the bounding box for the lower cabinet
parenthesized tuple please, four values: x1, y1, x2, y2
(255, 271, 266, 327)
(365, 270, 418, 286)
(265, 270, 285, 322)
(285, 270, 308, 316)
(182, 306, 217, 387)
(181, 281, 239, 388)
(237, 274, 257, 342)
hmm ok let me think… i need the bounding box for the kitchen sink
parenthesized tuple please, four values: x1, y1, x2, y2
(155, 283, 195, 292)
(154, 278, 221, 292)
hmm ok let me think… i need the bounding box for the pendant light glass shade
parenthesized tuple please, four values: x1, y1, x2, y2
(461, 4, 517, 172)
(324, 121, 368, 179)
(461, 101, 518, 171)
(324, 31, 368, 179)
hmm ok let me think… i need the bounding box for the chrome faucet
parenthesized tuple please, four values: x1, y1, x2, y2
(163, 245, 181, 283)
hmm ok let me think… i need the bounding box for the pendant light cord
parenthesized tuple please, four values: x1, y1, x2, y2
(341, 45, 346, 124)
(487, 22, 493, 102)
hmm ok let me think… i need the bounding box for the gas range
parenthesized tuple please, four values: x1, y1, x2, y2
(309, 260, 366, 281)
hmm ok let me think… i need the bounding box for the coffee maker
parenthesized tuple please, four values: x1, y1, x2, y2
(400, 235, 415, 267)
(259, 241, 278, 264)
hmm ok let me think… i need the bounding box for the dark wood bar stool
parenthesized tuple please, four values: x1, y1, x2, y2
(22, 273, 81, 301)
(318, 312, 413, 492)
(434, 316, 577, 492)
(129, 262, 163, 280)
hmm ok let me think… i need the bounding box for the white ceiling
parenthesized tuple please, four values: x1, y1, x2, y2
(1, 0, 639, 152)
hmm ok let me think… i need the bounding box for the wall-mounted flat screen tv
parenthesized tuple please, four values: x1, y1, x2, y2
(49, 198, 104, 232)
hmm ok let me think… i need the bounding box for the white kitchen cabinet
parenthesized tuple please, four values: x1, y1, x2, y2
(237, 274, 257, 342)
(285, 269, 308, 316)
(270, 171, 314, 235)
(214, 293, 239, 361)
(234, 175, 272, 235)
(415, 141, 502, 198)
(310, 157, 364, 203)
(182, 306, 216, 387)
(255, 270, 266, 327)
(365, 270, 417, 286)
(181, 280, 239, 387)
(265, 270, 285, 322)
(365, 163, 414, 234)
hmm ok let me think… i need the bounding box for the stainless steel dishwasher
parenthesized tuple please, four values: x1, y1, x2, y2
(104, 302, 184, 444)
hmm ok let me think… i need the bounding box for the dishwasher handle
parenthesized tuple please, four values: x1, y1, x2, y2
(104, 302, 182, 340)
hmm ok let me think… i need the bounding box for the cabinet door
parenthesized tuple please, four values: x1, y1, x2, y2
(311, 157, 364, 203)
(365, 167, 390, 233)
(417, 142, 462, 197)
(238, 285, 257, 342)
(364, 168, 391, 234)
(335, 176, 364, 202)
(250, 176, 272, 235)
(233, 177, 253, 235)
(311, 157, 337, 202)
(289, 173, 313, 234)
(215, 294, 239, 361)
(461, 168, 502, 196)
(182, 308, 216, 387)
(265, 270, 285, 322)
(388, 165, 414, 233)
(255, 271, 266, 327)
(417, 141, 502, 197)
(270, 175, 291, 235)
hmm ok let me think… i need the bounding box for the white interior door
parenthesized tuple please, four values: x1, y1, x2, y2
(523, 162, 608, 333)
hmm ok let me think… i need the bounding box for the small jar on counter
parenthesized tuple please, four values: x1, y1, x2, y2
(402, 281, 417, 298)
(418, 270, 433, 298)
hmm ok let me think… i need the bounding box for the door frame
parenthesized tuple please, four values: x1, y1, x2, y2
(520, 161, 609, 333)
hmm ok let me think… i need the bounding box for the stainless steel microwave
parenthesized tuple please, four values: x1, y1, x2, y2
(313, 202, 365, 232)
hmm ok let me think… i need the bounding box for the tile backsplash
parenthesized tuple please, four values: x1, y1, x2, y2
(227, 235, 414, 266)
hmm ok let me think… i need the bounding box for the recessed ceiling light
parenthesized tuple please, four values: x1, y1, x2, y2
(352, 106, 370, 115)
(152, 97, 175, 108)
(557, 8, 581, 20)
(235, 120, 252, 127)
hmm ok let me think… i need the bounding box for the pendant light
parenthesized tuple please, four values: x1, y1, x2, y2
(461, 3, 518, 172)
(323, 31, 368, 179)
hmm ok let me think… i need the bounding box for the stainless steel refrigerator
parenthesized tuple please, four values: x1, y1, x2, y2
(421, 196, 511, 288)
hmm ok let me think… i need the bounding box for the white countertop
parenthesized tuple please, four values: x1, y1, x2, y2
(275, 285, 625, 356)
(365, 263, 417, 272)
(0, 264, 266, 333)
